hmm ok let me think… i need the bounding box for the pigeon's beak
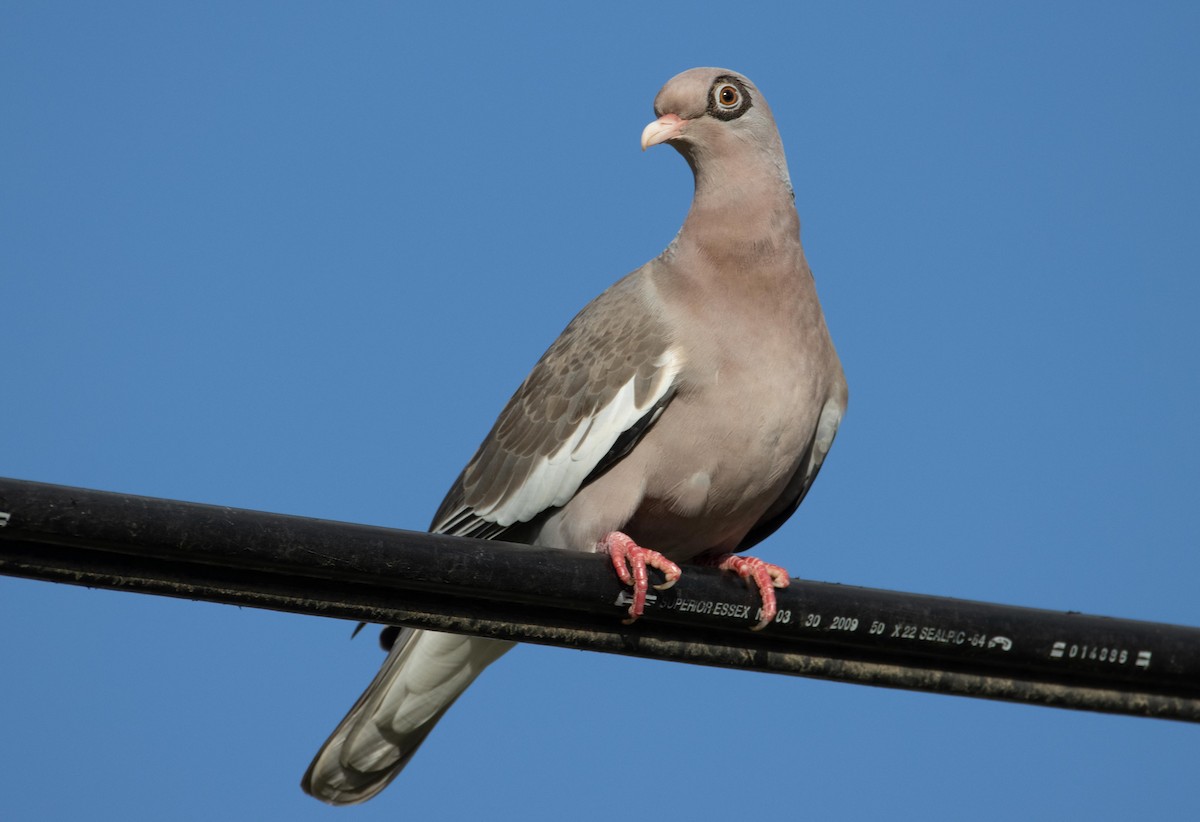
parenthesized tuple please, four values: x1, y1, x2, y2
(641, 113, 686, 151)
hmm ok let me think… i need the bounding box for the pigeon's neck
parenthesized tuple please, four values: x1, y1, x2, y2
(687, 171, 796, 222)
(676, 134, 798, 236)
(676, 157, 800, 259)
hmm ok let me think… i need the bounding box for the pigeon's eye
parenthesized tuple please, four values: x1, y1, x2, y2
(716, 84, 740, 109)
(706, 77, 752, 121)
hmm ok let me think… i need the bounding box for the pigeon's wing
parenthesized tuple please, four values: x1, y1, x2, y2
(431, 272, 683, 539)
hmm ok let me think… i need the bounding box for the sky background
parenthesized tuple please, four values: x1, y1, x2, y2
(3, 2, 1198, 820)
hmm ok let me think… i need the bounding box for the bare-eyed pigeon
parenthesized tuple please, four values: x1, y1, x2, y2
(302, 66, 847, 805)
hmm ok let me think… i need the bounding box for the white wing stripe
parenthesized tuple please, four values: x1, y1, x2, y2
(475, 347, 683, 527)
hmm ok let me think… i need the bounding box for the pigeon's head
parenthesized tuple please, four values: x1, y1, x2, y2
(641, 68, 790, 193)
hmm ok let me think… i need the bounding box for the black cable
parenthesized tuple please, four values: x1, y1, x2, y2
(2, 476, 1197, 722)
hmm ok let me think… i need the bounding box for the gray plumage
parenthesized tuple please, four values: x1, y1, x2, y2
(303, 67, 847, 805)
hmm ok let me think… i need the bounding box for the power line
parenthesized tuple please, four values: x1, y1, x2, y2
(1, 476, 1197, 721)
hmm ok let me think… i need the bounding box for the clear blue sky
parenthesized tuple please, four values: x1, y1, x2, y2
(3, 3, 1198, 820)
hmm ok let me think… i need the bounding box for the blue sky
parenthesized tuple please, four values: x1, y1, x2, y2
(3, 2, 1198, 820)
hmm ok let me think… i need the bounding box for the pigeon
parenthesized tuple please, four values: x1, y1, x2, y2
(302, 67, 847, 805)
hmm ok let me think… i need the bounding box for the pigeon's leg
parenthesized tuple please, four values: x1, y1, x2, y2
(600, 531, 681, 624)
(702, 554, 790, 630)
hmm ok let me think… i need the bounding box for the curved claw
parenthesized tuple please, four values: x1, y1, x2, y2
(599, 531, 682, 623)
(709, 554, 790, 630)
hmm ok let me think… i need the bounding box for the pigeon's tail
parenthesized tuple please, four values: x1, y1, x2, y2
(302, 627, 514, 805)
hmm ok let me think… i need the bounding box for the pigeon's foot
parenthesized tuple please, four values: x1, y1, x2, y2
(703, 554, 790, 630)
(600, 531, 681, 624)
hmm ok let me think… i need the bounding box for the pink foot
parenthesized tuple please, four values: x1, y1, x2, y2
(600, 531, 682, 624)
(705, 554, 790, 630)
